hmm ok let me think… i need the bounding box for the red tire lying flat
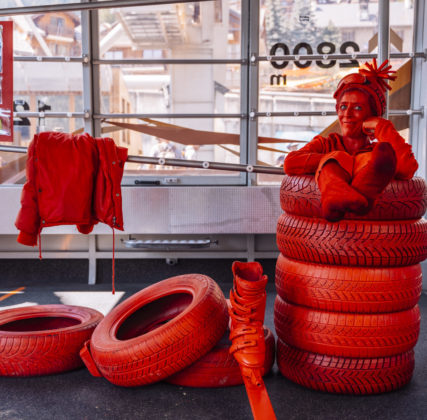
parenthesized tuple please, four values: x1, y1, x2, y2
(280, 175, 427, 220)
(166, 327, 275, 388)
(0, 304, 103, 376)
(274, 296, 420, 358)
(81, 274, 229, 387)
(277, 339, 414, 395)
(275, 254, 422, 313)
(277, 213, 427, 267)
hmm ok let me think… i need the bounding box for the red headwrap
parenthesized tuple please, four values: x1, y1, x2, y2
(333, 58, 397, 116)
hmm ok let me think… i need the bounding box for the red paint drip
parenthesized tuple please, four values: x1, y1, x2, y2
(112, 227, 115, 294)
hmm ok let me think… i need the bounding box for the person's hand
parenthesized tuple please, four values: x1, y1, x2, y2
(362, 117, 383, 139)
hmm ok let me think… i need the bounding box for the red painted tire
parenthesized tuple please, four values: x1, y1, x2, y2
(83, 274, 229, 387)
(277, 339, 414, 395)
(274, 296, 420, 358)
(277, 213, 427, 267)
(275, 254, 422, 313)
(280, 175, 427, 220)
(0, 304, 103, 377)
(166, 327, 275, 388)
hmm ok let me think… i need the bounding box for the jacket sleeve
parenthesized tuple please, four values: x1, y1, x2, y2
(15, 138, 40, 246)
(375, 118, 418, 180)
(283, 136, 328, 175)
(92, 138, 128, 231)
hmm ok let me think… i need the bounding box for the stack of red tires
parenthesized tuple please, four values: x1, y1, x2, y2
(275, 175, 427, 394)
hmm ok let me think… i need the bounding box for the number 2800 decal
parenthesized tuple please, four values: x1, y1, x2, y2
(269, 41, 360, 69)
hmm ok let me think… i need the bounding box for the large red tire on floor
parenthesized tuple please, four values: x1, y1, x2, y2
(81, 274, 229, 387)
(166, 327, 275, 388)
(0, 304, 103, 377)
(275, 254, 422, 313)
(276, 213, 427, 267)
(280, 175, 427, 220)
(274, 296, 420, 358)
(276, 339, 414, 395)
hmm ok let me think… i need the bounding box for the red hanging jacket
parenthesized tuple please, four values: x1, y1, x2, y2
(15, 131, 128, 246)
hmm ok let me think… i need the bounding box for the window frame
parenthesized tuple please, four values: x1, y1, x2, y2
(1, 0, 425, 186)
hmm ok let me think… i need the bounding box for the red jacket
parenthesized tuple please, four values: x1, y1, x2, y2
(15, 132, 128, 246)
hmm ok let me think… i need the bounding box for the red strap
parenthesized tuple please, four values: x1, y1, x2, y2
(38, 232, 42, 260)
(241, 368, 277, 420)
(79, 340, 103, 377)
(112, 227, 115, 294)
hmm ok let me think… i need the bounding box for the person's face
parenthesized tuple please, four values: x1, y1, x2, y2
(337, 90, 373, 138)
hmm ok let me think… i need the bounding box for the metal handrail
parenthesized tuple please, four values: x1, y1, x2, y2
(94, 58, 247, 65)
(14, 56, 86, 63)
(13, 109, 423, 119)
(14, 112, 87, 119)
(13, 52, 426, 64)
(94, 113, 244, 119)
(257, 51, 427, 62)
(0, 144, 284, 175)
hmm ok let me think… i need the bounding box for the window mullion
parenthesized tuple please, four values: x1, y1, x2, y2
(246, 0, 259, 186)
(378, 0, 390, 118)
(410, 0, 427, 181)
(81, 1, 101, 137)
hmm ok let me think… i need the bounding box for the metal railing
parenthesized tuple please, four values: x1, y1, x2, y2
(0, 144, 284, 175)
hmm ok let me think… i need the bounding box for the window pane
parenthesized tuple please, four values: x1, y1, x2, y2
(1, 116, 84, 184)
(390, 1, 414, 53)
(97, 1, 242, 183)
(99, 63, 240, 115)
(99, 1, 241, 60)
(101, 117, 242, 180)
(259, 0, 379, 107)
(14, 62, 84, 111)
(13, 61, 83, 146)
(388, 58, 412, 142)
(0, 147, 27, 185)
(5, 11, 82, 57)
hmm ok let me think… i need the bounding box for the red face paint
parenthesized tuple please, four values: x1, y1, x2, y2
(337, 90, 374, 139)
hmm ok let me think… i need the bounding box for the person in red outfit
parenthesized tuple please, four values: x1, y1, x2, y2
(284, 59, 418, 222)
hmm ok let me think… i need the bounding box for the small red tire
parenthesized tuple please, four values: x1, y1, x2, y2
(277, 213, 427, 267)
(275, 254, 422, 313)
(166, 327, 275, 388)
(84, 274, 229, 387)
(277, 339, 414, 395)
(280, 175, 427, 220)
(274, 296, 420, 358)
(0, 304, 103, 376)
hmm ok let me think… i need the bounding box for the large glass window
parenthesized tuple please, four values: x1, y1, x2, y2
(96, 1, 244, 182)
(1, 9, 84, 184)
(256, 0, 417, 182)
(0, 0, 424, 186)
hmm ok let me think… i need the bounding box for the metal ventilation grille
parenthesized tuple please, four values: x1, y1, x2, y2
(122, 238, 217, 250)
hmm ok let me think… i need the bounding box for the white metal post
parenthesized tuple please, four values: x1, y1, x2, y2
(378, 0, 390, 118)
